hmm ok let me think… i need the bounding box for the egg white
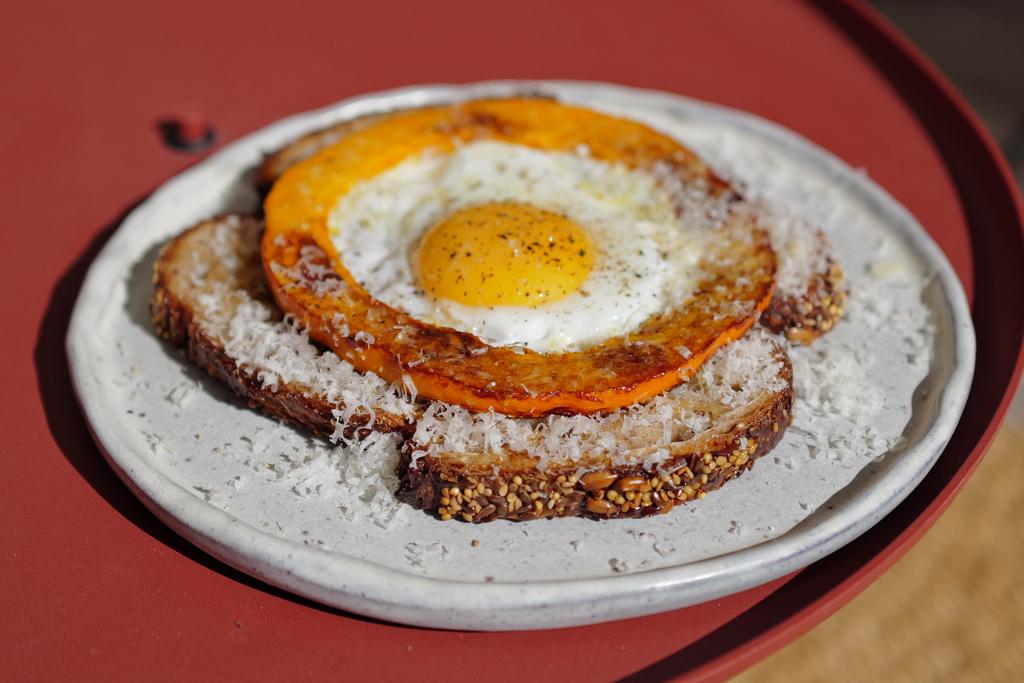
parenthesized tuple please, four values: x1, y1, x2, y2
(328, 141, 703, 353)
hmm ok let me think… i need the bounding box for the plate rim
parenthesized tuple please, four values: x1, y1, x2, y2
(65, 79, 977, 630)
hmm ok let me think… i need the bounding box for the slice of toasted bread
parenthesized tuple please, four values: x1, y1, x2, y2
(151, 215, 415, 438)
(396, 331, 793, 521)
(152, 216, 795, 521)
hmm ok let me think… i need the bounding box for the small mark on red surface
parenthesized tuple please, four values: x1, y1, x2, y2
(159, 109, 216, 152)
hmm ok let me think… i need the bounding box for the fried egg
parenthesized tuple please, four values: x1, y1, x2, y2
(330, 141, 703, 353)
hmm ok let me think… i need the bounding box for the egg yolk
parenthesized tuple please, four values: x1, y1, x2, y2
(417, 202, 595, 307)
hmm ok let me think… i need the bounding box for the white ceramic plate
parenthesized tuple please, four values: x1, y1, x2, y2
(67, 82, 975, 630)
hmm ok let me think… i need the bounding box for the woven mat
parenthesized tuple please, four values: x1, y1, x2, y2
(736, 424, 1024, 682)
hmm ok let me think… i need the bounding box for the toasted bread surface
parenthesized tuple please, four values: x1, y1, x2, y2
(152, 215, 415, 438)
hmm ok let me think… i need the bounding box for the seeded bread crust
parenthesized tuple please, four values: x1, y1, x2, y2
(151, 216, 412, 439)
(760, 246, 846, 344)
(396, 352, 793, 521)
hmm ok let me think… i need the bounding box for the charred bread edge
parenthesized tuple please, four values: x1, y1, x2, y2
(150, 217, 412, 440)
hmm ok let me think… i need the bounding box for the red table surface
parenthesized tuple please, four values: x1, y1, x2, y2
(2, 0, 1022, 680)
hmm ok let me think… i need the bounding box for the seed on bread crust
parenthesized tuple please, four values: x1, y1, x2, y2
(580, 471, 618, 491)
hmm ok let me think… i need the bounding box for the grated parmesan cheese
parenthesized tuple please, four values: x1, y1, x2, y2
(190, 219, 416, 433)
(409, 331, 786, 469)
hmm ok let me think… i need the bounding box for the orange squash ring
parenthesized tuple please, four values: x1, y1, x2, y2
(263, 98, 776, 417)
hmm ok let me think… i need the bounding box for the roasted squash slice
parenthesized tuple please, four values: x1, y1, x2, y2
(263, 98, 776, 417)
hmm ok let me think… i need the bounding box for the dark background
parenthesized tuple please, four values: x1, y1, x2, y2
(874, 1, 1024, 189)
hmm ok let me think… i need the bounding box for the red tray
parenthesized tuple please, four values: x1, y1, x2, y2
(3, 0, 1022, 680)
